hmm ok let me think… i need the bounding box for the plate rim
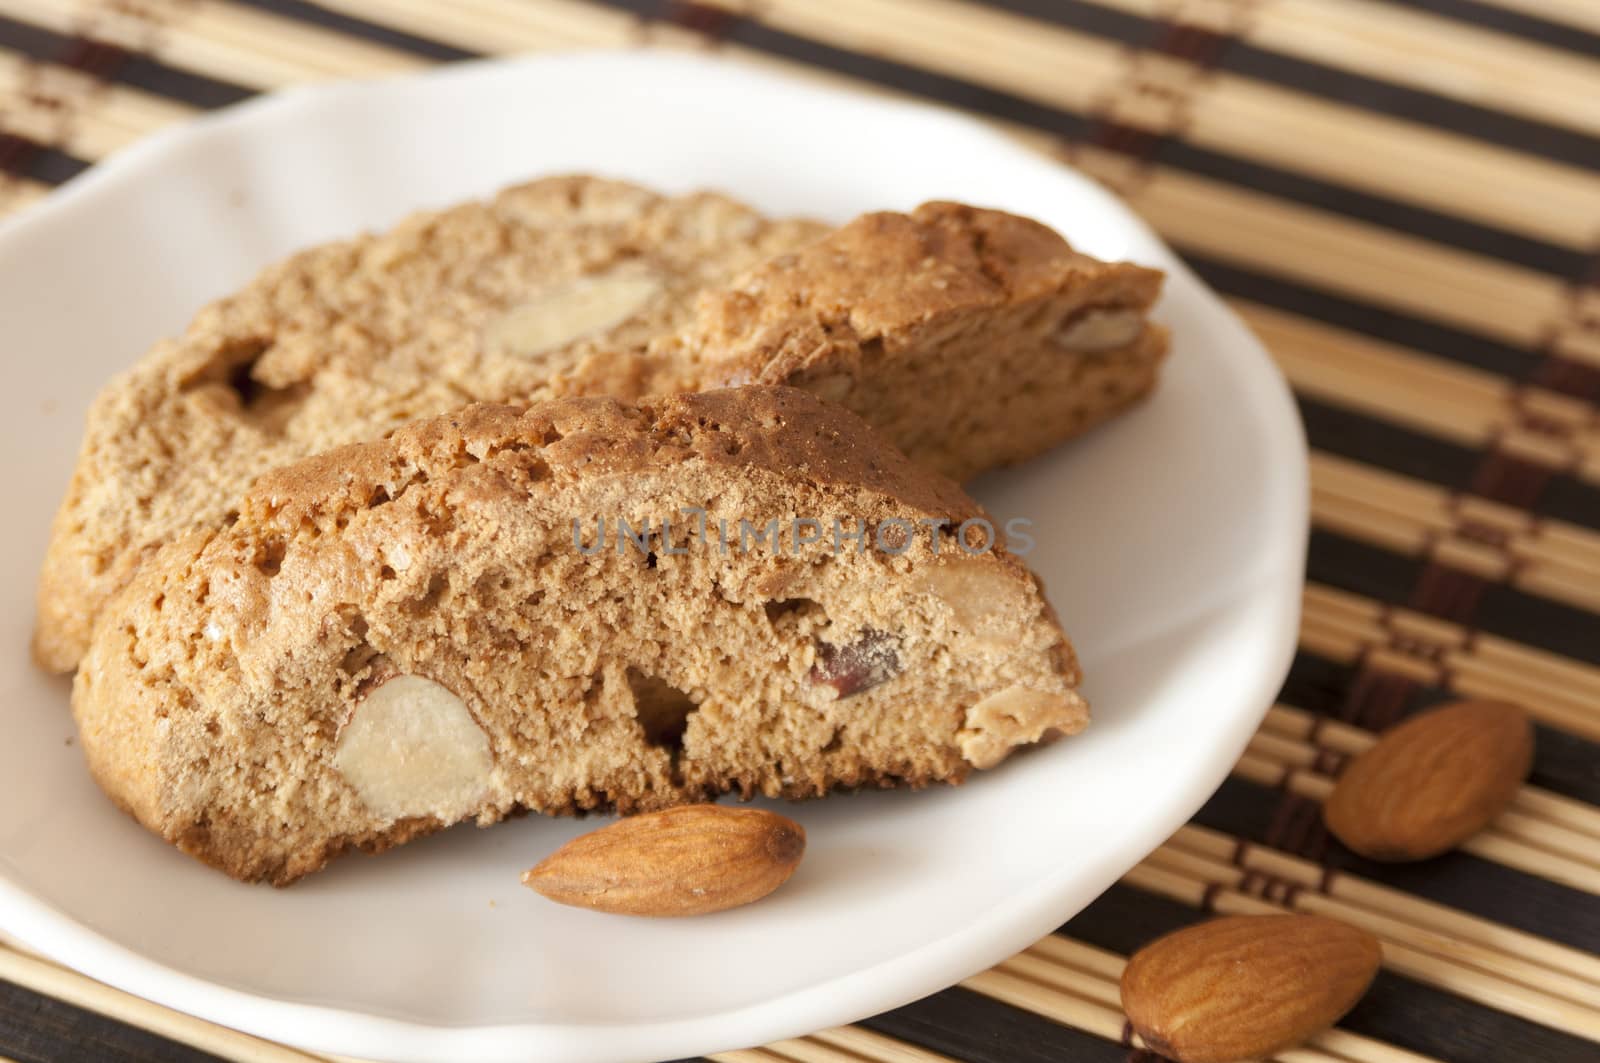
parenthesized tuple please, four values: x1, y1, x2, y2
(0, 48, 1309, 1063)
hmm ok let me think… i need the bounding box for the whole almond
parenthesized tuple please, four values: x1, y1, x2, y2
(522, 804, 805, 916)
(1323, 699, 1533, 861)
(1120, 914, 1382, 1063)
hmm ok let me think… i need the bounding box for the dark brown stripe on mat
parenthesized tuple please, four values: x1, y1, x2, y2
(0, 13, 251, 110)
(1220, 39, 1600, 172)
(976, 0, 1163, 49)
(228, 0, 479, 61)
(1261, 790, 1332, 864)
(1534, 354, 1600, 402)
(53, 34, 125, 80)
(1080, 1, 1236, 177)
(653, 7, 1099, 139)
(859, 985, 1128, 1063)
(1384, 0, 1600, 59)
(0, 978, 225, 1063)
(1297, 397, 1600, 525)
(1157, 140, 1589, 278)
(0, 134, 88, 186)
(1282, 647, 1600, 805)
(1197, 256, 1546, 380)
(1279, 650, 1356, 716)
(1194, 777, 1600, 949)
(664, 0, 739, 39)
(0, 12, 131, 186)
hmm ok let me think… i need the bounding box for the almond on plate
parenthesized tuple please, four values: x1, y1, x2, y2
(1120, 913, 1382, 1063)
(522, 804, 805, 916)
(1323, 699, 1533, 862)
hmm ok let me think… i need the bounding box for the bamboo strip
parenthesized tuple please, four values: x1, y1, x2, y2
(0, 0, 122, 40)
(1023, 933, 1128, 981)
(1124, 863, 1600, 1039)
(1247, 0, 1600, 142)
(1248, 296, 1600, 467)
(963, 967, 1133, 1046)
(809, 1025, 960, 1062)
(310, 0, 641, 53)
(1509, 788, 1600, 836)
(1000, 950, 1123, 1008)
(1188, 70, 1600, 248)
(170, 1, 424, 87)
(707, 0, 1600, 248)
(1314, 496, 1435, 561)
(1144, 841, 1600, 1004)
(1309, 453, 1600, 612)
(1486, 810, 1600, 863)
(753, 1026, 961, 1063)
(1231, 741, 1600, 894)
(1300, 583, 1600, 741)
(1170, 821, 1600, 985)
(0, 48, 196, 160)
(1070, 146, 1571, 350)
(748, 1037, 885, 1063)
(1297, 1028, 1442, 1063)
(0, 944, 327, 1063)
(1472, 0, 1600, 34)
(1241, 303, 1498, 444)
(1240, 300, 1600, 485)
(1457, 832, 1600, 895)
(711, 1050, 793, 1063)
(700, 0, 1125, 115)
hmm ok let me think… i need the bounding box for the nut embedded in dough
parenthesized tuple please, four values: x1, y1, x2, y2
(485, 268, 665, 358)
(913, 559, 1032, 646)
(1056, 307, 1145, 352)
(333, 674, 495, 821)
(959, 685, 1088, 769)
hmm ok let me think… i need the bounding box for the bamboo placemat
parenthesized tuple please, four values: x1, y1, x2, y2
(2, 1, 1597, 1061)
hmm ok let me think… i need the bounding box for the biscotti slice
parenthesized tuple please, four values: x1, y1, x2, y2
(38, 184, 1163, 675)
(35, 176, 827, 673)
(73, 387, 1085, 885)
(674, 201, 1167, 482)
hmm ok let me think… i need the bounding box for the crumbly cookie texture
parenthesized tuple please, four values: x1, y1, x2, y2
(677, 201, 1168, 481)
(37, 179, 1164, 673)
(74, 388, 1086, 885)
(35, 176, 828, 673)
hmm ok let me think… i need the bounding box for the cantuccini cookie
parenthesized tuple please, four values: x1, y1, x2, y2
(677, 201, 1167, 482)
(35, 176, 827, 673)
(38, 177, 1163, 672)
(73, 388, 1086, 885)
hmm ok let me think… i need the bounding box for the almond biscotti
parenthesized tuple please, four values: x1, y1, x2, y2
(73, 388, 1086, 885)
(36, 176, 825, 673)
(37, 177, 1163, 673)
(678, 201, 1167, 482)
